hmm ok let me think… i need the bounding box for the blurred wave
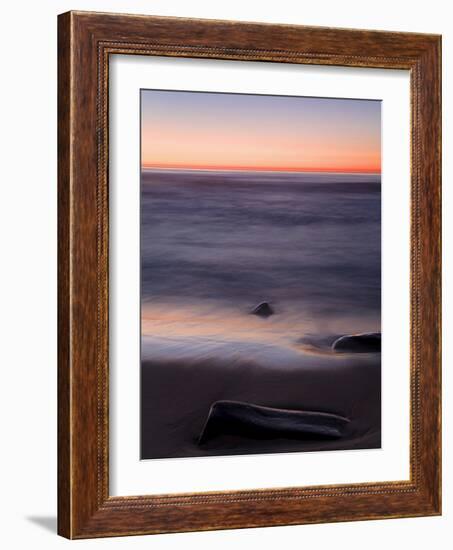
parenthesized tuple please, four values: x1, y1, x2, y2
(141, 168, 381, 353)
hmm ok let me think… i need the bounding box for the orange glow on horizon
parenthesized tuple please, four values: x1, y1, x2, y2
(141, 90, 381, 175)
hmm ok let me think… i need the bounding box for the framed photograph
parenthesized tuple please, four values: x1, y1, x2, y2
(58, 11, 441, 538)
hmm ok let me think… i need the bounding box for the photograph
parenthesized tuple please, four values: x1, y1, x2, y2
(140, 89, 382, 459)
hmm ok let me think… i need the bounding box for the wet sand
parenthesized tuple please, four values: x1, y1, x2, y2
(141, 344, 381, 459)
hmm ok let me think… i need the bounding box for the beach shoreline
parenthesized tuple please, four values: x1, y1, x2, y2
(140, 168, 381, 460)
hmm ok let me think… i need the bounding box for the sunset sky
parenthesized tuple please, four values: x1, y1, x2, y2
(141, 90, 381, 173)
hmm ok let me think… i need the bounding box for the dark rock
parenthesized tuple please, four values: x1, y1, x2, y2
(198, 400, 349, 444)
(251, 302, 274, 318)
(332, 332, 381, 353)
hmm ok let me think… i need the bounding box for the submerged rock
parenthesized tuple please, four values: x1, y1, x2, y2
(251, 302, 274, 318)
(198, 400, 350, 444)
(332, 332, 381, 353)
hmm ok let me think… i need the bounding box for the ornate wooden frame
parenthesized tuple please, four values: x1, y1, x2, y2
(58, 10, 441, 539)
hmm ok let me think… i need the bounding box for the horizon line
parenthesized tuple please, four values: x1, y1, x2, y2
(141, 165, 381, 175)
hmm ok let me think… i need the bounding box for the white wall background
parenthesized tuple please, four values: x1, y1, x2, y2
(0, 1, 450, 548)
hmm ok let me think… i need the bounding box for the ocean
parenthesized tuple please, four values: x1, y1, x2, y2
(140, 168, 381, 459)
